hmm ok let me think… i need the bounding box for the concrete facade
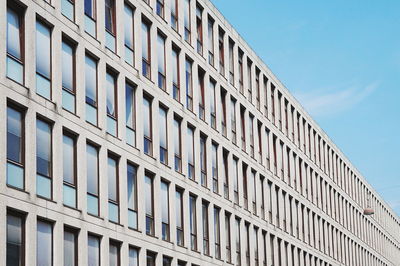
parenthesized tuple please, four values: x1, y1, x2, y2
(1, 0, 400, 265)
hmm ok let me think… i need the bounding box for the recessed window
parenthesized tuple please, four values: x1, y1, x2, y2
(200, 135, 207, 187)
(230, 98, 237, 144)
(141, 20, 151, 79)
(202, 201, 209, 255)
(209, 79, 216, 129)
(161, 181, 170, 241)
(222, 150, 229, 199)
(185, 58, 193, 110)
(229, 40, 235, 85)
(159, 107, 168, 165)
(172, 47, 180, 101)
(163, 256, 172, 266)
(85, 55, 98, 125)
(36, 119, 52, 199)
(129, 246, 139, 266)
(62, 0, 75, 21)
(214, 207, 221, 259)
(108, 155, 119, 223)
(106, 70, 118, 136)
(105, 0, 116, 52)
(218, 28, 225, 75)
(207, 17, 214, 66)
(238, 50, 244, 93)
(37, 220, 53, 266)
(196, 5, 203, 55)
(62, 39, 76, 113)
(189, 194, 197, 251)
(126, 82, 136, 147)
(221, 89, 227, 136)
(233, 158, 239, 204)
(247, 59, 253, 102)
(157, 33, 166, 90)
(6, 105, 25, 189)
(240, 107, 246, 151)
(88, 234, 100, 266)
(170, 0, 178, 31)
(249, 114, 255, 157)
(176, 189, 184, 246)
(183, 0, 191, 43)
(124, 4, 135, 66)
(64, 227, 78, 266)
(145, 173, 154, 235)
(225, 212, 232, 263)
(84, 0, 96, 37)
(212, 143, 218, 193)
(173, 117, 182, 172)
(6, 5, 24, 84)
(63, 133, 77, 208)
(87, 143, 99, 216)
(143, 96, 153, 156)
(235, 218, 241, 264)
(156, 0, 164, 18)
(198, 68, 205, 120)
(7, 211, 25, 266)
(146, 251, 156, 266)
(36, 20, 52, 100)
(109, 240, 120, 266)
(187, 126, 195, 180)
(127, 163, 138, 229)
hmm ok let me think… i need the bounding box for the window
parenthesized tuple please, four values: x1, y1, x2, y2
(6, 5, 24, 84)
(62, 39, 76, 113)
(249, 115, 255, 158)
(231, 98, 237, 144)
(198, 68, 205, 120)
(84, 0, 96, 36)
(221, 89, 227, 136)
(85, 55, 98, 125)
(176, 189, 184, 246)
(256, 69, 261, 110)
(200, 134, 207, 187)
(209, 79, 216, 129)
(36, 119, 52, 199)
(222, 150, 229, 199)
(145, 173, 154, 235)
(225, 212, 232, 263)
(238, 50, 244, 93)
(161, 181, 170, 241)
(146, 251, 156, 266)
(212, 143, 218, 193)
(127, 163, 138, 229)
(218, 29, 225, 75)
(88, 234, 100, 266)
(129, 246, 139, 266)
(174, 117, 182, 172)
(157, 33, 166, 90)
(189, 195, 197, 250)
(247, 59, 253, 102)
(87, 143, 99, 216)
(242, 163, 248, 210)
(184, 0, 191, 43)
(235, 218, 241, 266)
(109, 241, 120, 266)
(62, 0, 74, 21)
(37, 220, 52, 266)
(214, 207, 221, 259)
(105, 0, 116, 51)
(185, 58, 193, 109)
(124, 4, 134, 65)
(171, 0, 178, 31)
(36, 21, 52, 99)
(126, 82, 136, 147)
(159, 107, 168, 165)
(265, 128, 270, 169)
(252, 171, 257, 214)
(63, 133, 77, 208)
(208, 17, 214, 66)
(202, 201, 209, 255)
(7, 105, 25, 189)
(64, 227, 78, 266)
(156, 0, 164, 18)
(162, 256, 172, 266)
(108, 155, 119, 223)
(263, 77, 269, 116)
(143, 96, 153, 156)
(233, 157, 239, 204)
(172, 47, 180, 101)
(196, 5, 203, 54)
(106, 70, 118, 136)
(245, 223, 250, 266)
(257, 121, 263, 162)
(7, 211, 25, 266)
(187, 126, 195, 180)
(229, 40, 234, 85)
(240, 107, 246, 151)
(141, 20, 151, 79)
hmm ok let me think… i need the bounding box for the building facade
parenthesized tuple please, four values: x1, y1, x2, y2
(1, 0, 400, 265)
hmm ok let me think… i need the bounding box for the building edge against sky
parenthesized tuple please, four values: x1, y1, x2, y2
(1, 0, 400, 265)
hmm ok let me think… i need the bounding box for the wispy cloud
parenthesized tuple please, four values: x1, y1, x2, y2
(294, 82, 379, 117)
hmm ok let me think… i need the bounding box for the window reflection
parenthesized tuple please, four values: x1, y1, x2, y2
(36, 21, 51, 99)
(37, 220, 53, 266)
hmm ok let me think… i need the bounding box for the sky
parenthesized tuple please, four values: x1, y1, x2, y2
(210, 0, 400, 215)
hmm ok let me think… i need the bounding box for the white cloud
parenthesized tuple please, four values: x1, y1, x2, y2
(294, 82, 379, 117)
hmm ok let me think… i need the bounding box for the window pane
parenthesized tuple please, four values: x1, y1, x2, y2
(37, 220, 52, 266)
(36, 21, 51, 79)
(187, 127, 194, 165)
(7, 214, 23, 266)
(64, 230, 76, 266)
(127, 164, 137, 210)
(108, 157, 117, 201)
(124, 5, 134, 48)
(7, 107, 22, 163)
(7, 8, 21, 60)
(125, 83, 135, 128)
(109, 242, 119, 266)
(85, 56, 97, 106)
(36, 119, 51, 177)
(87, 144, 98, 195)
(84, 0, 95, 17)
(63, 134, 75, 185)
(173, 119, 180, 157)
(175, 190, 183, 228)
(157, 34, 165, 74)
(159, 108, 167, 148)
(88, 235, 100, 266)
(145, 175, 153, 216)
(106, 72, 116, 117)
(161, 182, 169, 223)
(141, 22, 149, 61)
(62, 41, 74, 92)
(172, 49, 179, 85)
(143, 97, 151, 138)
(62, 0, 74, 20)
(105, 0, 115, 33)
(129, 248, 138, 266)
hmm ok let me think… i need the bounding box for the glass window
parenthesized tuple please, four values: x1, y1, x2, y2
(84, 0, 96, 36)
(88, 234, 100, 266)
(143, 97, 152, 155)
(64, 228, 77, 266)
(7, 212, 24, 266)
(146, 251, 156, 266)
(162, 256, 171, 266)
(209, 79, 216, 129)
(159, 107, 168, 164)
(176, 189, 184, 246)
(157, 33, 166, 90)
(189, 195, 197, 251)
(172, 48, 180, 101)
(156, 0, 164, 18)
(62, 40, 76, 113)
(36, 119, 52, 199)
(196, 5, 203, 55)
(87, 144, 99, 216)
(187, 126, 195, 180)
(129, 247, 139, 266)
(222, 151, 229, 199)
(212, 143, 218, 193)
(200, 135, 207, 187)
(145, 174, 154, 235)
(235, 218, 241, 264)
(6, 6, 24, 84)
(207, 17, 214, 66)
(85, 55, 98, 125)
(171, 0, 178, 31)
(184, 0, 191, 42)
(198, 69, 205, 119)
(36, 21, 51, 99)
(161, 181, 170, 241)
(7, 106, 24, 189)
(37, 220, 52, 266)
(127, 163, 138, 229)
(141, 21, 151, 79)
(214, 207, 221, 259)
(62, 0, 75, 21)
(221, 90, 227, 136)
(124, 4, 134, 65)
(105, 0, 116, 51)
(125, 82, 136, 146)
(63, 134, 76, 208)
(225, 213, 232, 263)
(109, 241, 120, 266)
(108, 156, 119, 223)
(229, 40, 234, 85)
(185, 58, 193, 110)
(202, 201, 209, 255)
(173, 118, 182, 172)
(106, 71, 117, 136)
(233, 158, 239, 204)
(231, 98, 237, 144)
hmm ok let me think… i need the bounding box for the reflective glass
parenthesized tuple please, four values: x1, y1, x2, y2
(143, 97, 151, 138)
(86, 144, 98, 195)
(129, 248, 138, 266)
(106, 31, 115, 52)
(62, 41, 74, 92)
(144, 175, 153, 216)
(161, 181, 169, 224)
(36, 21, 51, 79)
(109, 202, 119, 223)
(109, 242, 118, 266)
(7, 8, 21, 59)
(125, 83, 135, 128)
(36, 74, 51, 99)
(85, 15, 96, 37)
(157, 34, 165, 74)
(88, 235, 100, 266)
(124, 5, 134, 49)
(63, 185, 76, 208)
(106, 72, 116, 116)
(85, 56, 97, 106)
(107, 116, 117, 136)
(7, 214, 23, 266)
(127, 164, 137, 210)
(159, 108, 167, 149)
(37, 174, 51, 198)
(87, 194, 99, 216)
(37, 220, 52, 266)
(108, 157, 117, 201)
(7, 163, 24, 189)
(86, 103, 97, 125)
(62, 89, 75, 113)
(7, 57, 23, 83)
(36, 119, 51, 177)
(7, 107, 22, 163)
(141, 22, 149, 60)
(62, 0, 74, 20)
(64, 230, 76, 266)
(63, 135, 75, 184)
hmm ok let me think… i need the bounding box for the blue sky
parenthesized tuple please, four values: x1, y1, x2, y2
(210, 0, 400, 215)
